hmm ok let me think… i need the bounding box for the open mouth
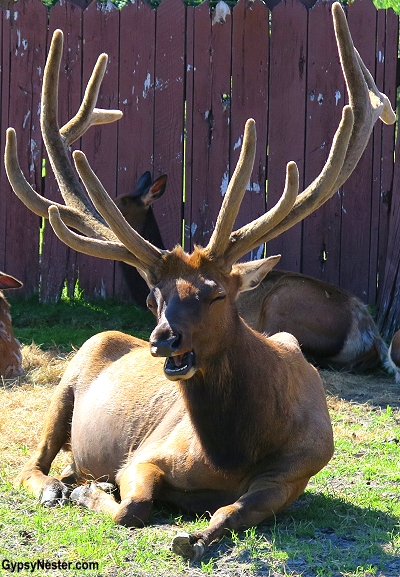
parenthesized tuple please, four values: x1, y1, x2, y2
(164, 351, 196, 380)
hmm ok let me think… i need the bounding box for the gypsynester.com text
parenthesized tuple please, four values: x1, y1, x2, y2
(2, 558, 99, 573)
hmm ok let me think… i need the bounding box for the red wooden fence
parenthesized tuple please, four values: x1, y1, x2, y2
(0, 0, 398, 321)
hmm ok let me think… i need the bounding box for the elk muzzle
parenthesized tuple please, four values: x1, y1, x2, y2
(150, 323, 197, 381)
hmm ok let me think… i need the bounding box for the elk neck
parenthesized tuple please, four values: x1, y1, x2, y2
(177, 315, 294, 471)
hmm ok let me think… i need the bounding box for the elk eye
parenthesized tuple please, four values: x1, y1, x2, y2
(210, 293, 226, 306)
(146, 294, 157, 314)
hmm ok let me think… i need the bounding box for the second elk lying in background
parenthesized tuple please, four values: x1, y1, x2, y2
(5, 3, 396, 561)
(237, 270, 388, 372)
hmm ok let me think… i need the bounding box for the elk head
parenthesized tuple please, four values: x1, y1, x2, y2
(114, 171, 167, 244)
(4, 3, 395, 381)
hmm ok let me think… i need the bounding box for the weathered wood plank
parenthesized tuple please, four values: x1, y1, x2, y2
(2, 0, 48, 296)
(266, 0, 307, 270)
(184, 1, 232, 251)
(0, 10, 11, 272)
(230, 0, 269, 260)
(113, 0, 157, 301)
(369, 5, 386, 305)
(376, 127, 400, 337)
(152, 0, 185, 250)
(301, 1, 344, 285)
(339, 0, 376, 302)
(376, 7, 398, 310)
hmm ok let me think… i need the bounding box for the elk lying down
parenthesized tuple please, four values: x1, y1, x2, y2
(115, 171, 167, 308)
(0, 272, 23, 378)
(6, 3, 395, 560)
(237, 270, 388, 372)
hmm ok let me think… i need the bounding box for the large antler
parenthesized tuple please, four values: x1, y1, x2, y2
(5, 29, 163, 277)
(5, 3, 396, 281)
(207, 2, 396, 267)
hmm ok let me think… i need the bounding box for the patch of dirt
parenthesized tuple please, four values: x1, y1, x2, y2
(320, 368, 400, 408)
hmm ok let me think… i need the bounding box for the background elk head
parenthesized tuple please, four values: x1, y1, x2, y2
(114, 171, 167, 308)
(0, 272, 23, 378)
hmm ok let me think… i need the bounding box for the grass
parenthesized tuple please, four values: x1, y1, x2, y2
(0, 296, 399, 576)
(10, 295, 155, 351)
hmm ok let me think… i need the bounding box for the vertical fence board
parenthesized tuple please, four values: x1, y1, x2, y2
(230, 0, 269, 260)
(114, 0, 156, 301)
(376, 128, 400, 338)
(369, 6, 386, 305)
(301, 1, 343, 284)
(339, 0, 376, 301)
(40, 2, 83, 302)
(184, 2, 232, 250)
(266, 0, 307, 269)
(79, 2, 120, 299)
(152, 0, 186, 250)
(376, 7, 398, 314)
(3, 0, 47, 294)
(0, 11, 12, 272)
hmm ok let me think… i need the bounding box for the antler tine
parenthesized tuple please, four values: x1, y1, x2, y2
(41, 29, 121, 242)
(205, 119, 256, 260)
(73, 150, 164, 270)
(4, 128, 98, 237)
(222, 2, 396, 264)
(60, 52, 123, 147)
(48, 205, 143, 268)
(225, 160, 300, 265)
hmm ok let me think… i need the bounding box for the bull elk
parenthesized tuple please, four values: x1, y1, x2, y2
(5, 3, 395, 560)
(0, 272, 23, 378)
(115, 171, 167, 307)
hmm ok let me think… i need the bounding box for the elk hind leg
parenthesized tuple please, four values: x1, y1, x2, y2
(15, 379, 75, 506)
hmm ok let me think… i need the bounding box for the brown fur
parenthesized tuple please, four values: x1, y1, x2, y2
(387, 329, 400, 384)
(16, 249, 333, 559)
(237, 270, 387, 372)
(0, 272, 23, 378)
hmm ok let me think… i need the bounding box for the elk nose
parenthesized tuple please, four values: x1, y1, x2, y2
(150, 329, 182, 357)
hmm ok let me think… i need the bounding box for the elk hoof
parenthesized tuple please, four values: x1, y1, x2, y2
(70, 484, 94, 507)
(41, 480, 71, 507)
(171, 531, 205, 561)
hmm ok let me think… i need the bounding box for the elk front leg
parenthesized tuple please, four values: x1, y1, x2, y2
(15, 380, 74, 506)
(70, 462, 165, 527)
(171, 476, 309, 561)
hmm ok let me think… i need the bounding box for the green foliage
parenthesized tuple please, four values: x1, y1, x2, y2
(36, 0, 400, 13)
(9, 295, 155, 350)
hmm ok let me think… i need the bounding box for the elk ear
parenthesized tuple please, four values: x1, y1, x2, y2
(133, 171, 153, 197)
(142, 174, 167, 206)
(233, 255, 281, 293)
(0, 273, 23, 290)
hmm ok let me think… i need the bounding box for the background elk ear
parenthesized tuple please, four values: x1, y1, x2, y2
(133, 171, 153, 197)
(0, 273, 23, 290)
(141, 174, 167, 207)
(233, 255, 281, 293)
